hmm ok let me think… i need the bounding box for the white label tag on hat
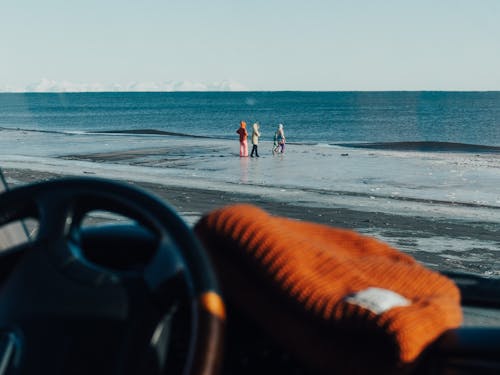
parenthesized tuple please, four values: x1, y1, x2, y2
(344, 287, 411, 314)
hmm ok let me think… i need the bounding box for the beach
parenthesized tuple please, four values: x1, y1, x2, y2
(1, 127, 500, 328)
(1, 128, 498, 278)
(4, 167, 499, 276)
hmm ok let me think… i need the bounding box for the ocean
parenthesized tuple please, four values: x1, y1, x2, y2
(0, 92, 499, 276)
(1, 91, 500, 147)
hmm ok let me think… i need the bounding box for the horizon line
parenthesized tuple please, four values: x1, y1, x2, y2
(1, 89, 500, 94)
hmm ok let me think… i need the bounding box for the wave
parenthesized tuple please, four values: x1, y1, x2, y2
(0, 126, 213, 140)
(93, 128, 212, 139)
(0, 126, 68, 135)
(335, 141, 500, 154)
(2, 125, 500, 152)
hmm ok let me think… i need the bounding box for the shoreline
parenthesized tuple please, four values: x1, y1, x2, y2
(2, 126, 500, 151)
(3, 167, 499, 278)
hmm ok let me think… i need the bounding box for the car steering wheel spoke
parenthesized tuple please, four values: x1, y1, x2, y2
(144, 237, 186, 290)
(30, 188, 67, 229)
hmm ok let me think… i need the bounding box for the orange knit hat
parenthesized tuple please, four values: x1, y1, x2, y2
(195, 204, 462, 373)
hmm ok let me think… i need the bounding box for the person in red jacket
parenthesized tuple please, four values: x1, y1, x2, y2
(236, 121, 248, 157)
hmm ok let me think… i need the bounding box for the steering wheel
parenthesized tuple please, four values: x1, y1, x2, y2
(0, 177, 225, 375)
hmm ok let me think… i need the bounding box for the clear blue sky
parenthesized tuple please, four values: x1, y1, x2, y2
(1, 0, 500, 91)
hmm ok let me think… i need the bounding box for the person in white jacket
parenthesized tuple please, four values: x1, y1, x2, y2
(250, 123, 261, 157)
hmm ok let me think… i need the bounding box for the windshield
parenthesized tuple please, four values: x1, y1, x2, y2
(0, 1, 498, 282)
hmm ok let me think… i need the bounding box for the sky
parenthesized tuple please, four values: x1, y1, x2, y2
(1, 0, 500, 91)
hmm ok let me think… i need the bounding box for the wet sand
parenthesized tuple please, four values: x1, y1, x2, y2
(3, 167, 499, 277)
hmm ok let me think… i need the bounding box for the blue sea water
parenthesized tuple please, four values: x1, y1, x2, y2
(0, 92, 499, 148)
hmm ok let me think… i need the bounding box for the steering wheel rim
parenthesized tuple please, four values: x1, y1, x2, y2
(0, 177, 225, 375)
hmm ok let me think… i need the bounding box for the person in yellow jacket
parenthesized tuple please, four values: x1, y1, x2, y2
(250, 122, 261, 157)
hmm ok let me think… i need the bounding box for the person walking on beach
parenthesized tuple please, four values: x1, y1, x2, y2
(236, 121, 248, 157)
(273, 123, 286, 154)
(250, 122, 261, 157)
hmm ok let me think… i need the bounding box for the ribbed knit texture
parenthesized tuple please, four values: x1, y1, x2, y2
(195, 204, 462, 367)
